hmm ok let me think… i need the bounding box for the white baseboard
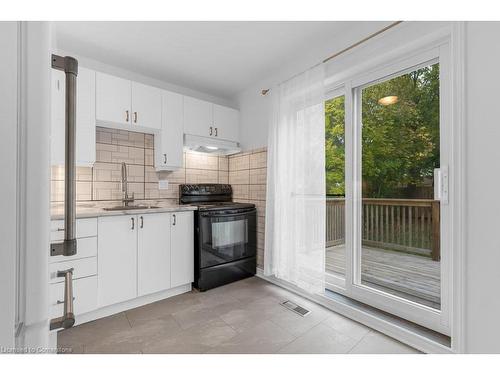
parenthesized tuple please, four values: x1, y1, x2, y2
(256, 270, 453, 354)
(72, 284, 191, 327)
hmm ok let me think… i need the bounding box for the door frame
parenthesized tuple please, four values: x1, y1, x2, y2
(323, 24, 465, 342)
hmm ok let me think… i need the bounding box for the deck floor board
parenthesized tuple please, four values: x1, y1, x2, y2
(326, 245, 441, 309)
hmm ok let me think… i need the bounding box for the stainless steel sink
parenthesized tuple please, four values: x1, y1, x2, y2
(103, 205, 160, 211)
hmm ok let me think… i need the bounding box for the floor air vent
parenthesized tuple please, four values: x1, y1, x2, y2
(280, 300, 311, 317)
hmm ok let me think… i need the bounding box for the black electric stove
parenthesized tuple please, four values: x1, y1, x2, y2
(179, 184, 257, 291)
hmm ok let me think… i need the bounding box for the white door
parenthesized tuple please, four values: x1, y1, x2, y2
(95, 72, 131, 126)
(50, 67, 96, 166)
(157, 90, 184, 170)
(137, 213, 171, 296)
(213, 104, 239, 142)
(183, 96, 212, 137)
(98, 215, 137, 307)
(170, 211, 194, 288)
(131, 81, 162, 129)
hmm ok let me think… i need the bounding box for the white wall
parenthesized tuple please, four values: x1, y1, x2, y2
(0, 21, 19, 350)
(464, 21, 500, 354)
(236, 22, 392, 151)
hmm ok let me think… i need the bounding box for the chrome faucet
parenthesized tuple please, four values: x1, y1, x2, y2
(121, 162, 134, 207)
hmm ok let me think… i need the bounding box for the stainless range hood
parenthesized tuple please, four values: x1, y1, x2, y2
(183, 134, 241, 155)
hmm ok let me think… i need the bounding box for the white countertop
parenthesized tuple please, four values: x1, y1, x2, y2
(50, 201, 197, 220)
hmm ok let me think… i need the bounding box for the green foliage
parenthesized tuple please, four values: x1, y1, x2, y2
(325, 63, 440, 198)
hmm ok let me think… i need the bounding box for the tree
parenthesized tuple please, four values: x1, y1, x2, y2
(325, 63, 440, 199)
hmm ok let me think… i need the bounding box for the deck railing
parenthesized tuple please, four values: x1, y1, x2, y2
(326, 197, 440, 261)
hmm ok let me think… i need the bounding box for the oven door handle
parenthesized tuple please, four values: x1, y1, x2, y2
(200, 209, 257, 218)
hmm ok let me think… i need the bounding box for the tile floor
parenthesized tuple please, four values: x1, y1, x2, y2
(58, 277, 420, 354)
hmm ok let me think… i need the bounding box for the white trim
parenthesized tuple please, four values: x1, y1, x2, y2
(449, 21, 466, 354)
(257, 270, 452, 354)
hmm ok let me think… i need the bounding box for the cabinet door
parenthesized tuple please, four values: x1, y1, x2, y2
(75, 67, 96, 165)
(213, 104, 239, 142)
(156, 91, 184, 170)
(183, 96, 212, 137)
(98, 215, 137, 307)
(137, 213, 171, 296)
(50, 68, 96, 166)
(96, 72, 131, 126)
(131, 81, 162, 130)
(170, 211, 194, 288)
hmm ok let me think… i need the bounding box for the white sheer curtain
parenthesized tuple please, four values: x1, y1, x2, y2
(264, 65, 326, 294)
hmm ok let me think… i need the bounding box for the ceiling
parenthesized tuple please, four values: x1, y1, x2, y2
(55, 21, 371, 100)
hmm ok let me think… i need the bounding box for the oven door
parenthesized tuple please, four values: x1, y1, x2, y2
(199, 208, 257, 268)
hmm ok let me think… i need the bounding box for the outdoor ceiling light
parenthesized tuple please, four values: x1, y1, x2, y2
(378, 95, 399, 106)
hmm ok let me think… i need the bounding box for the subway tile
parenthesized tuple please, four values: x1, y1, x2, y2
(145, 166, 159, 183)
(145, 149, 154, 166)
(127, 164, 144, 182)
(93, 162, 122, 182)
(229, 170, 250, 185)
(249, 168, 267, 185)
(145, 133, 154, 149)
(185, 152, 218, 170)
(229, 154, 250, 171)
(185, 169, 218, 184)
(218, 156, 229, 171)
(51, 166, 93, 181)
(232, 185, 249, 200)
(158, 168, 186, 184)
(249, 151, 267, 169)
(249, 184, 266, 201)
(218, 171, 229, 184)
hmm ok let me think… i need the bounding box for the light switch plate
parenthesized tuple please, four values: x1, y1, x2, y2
(158, 180, 169, 190)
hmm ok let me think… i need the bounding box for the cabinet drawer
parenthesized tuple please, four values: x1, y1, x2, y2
(49, 276, 98, 319)
(49, 257, 97, 284)
(50, 218, 97, 241)
(49, 237, 97, 264)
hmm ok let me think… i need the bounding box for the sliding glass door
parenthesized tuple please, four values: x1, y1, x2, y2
(324, 45, 451, 335)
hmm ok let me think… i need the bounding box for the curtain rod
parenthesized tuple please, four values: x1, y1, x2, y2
(261, 21, 403, 96)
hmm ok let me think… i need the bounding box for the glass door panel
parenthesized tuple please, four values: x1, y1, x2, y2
(360, 63, 441, 310)
(325, 95, 346, 280)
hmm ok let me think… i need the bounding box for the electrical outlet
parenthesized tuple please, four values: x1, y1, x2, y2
(158, 180, 169, 190)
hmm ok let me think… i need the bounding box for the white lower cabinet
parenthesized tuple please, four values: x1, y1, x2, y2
(171, 211, 194, 288)
(98, 215, 138, 307)
(49, 276, 98, 319)
(137, 213, 171, 296)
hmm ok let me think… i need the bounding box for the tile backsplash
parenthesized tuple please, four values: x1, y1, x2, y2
(228, 148, 267, 269)
(50, 126, 268, 269)
(50, 127, 229, 204)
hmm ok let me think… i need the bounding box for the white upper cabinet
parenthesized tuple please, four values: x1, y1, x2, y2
(131, 82, 162, 130)
(137, 213, 171, 296)
(50, 67, 96, 166)
(95, 72, 132, 126)
(156, 91, 184, 170)
(183, 96, 213, 138)
(213, 104, 239, 142)
(183, 96, 240, 142)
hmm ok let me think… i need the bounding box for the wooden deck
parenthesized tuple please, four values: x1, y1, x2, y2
(326, 245, 441, 309)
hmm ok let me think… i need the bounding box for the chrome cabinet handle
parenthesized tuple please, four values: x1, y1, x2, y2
(140, 216, 144, 228)
(163, 153, 167, 164)
(215, 127, 218, 137)
(134, 111, 138, 123)
(172, 214, 176, 226)
(126, 110, 129, 122)
(209, 126, 213, 136)
(131, 217, 135, 230)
